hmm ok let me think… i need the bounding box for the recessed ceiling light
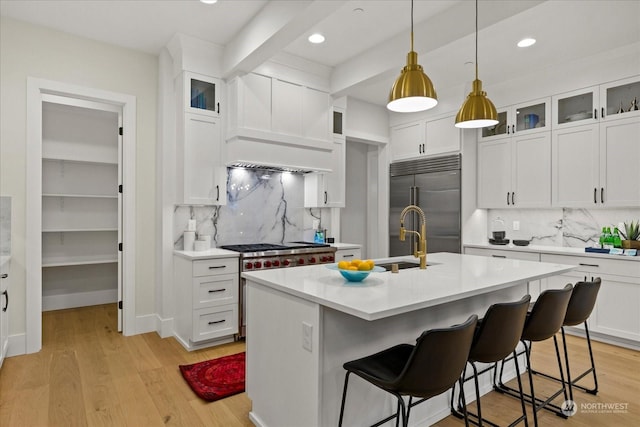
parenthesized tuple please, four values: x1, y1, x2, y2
(517, 38, 536, 48)
(308, 33, 325, 44)
(200, 0, 218, 4)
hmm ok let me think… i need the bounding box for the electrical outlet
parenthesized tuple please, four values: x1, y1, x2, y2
(302, 322, 313, 352)
(513, 221, 520, 231)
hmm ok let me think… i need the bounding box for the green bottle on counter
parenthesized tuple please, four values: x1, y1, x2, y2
(599, 227, 607, 248)
(613, 227, 622, 248)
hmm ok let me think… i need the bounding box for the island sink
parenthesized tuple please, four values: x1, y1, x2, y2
(378, 261, 423, 271)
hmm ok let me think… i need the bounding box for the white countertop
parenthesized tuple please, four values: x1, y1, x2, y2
(331, 242, 362, 250)
(464, 243, 640, 262)
(242, 252, 575, 321)
(173, 248, 239, 260)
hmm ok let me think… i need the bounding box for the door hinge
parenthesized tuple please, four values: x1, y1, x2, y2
(118, 184, 123, 193)
(118, 301, 123, 310)
(119, 127, 123, 136)
(118, 243, 123, 251)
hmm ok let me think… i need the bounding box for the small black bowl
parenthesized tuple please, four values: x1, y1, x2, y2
(492, 231, 506, 240)
(513, 240, 530, 246)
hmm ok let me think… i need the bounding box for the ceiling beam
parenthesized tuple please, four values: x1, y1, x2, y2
(222, 0, 348, 78)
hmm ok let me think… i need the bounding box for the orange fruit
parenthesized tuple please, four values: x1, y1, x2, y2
(347, 266, 358, 271)
(350, 259, 362, 267)
(358, 263, 372, 271)
(337, 261, 350, 270)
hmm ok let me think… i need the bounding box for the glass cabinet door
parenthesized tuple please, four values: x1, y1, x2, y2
(515, 101, 548, 132)
(481, 111, 508, 139)
(553, 86, 598, 128)
(601, 77, 640, 121)
(183, 71, 222, 117)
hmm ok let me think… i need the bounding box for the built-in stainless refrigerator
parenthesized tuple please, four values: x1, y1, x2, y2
(389, 154, 461, 256)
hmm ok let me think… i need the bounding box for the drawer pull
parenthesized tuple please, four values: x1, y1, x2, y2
(492, 255, 507, 258)
(208, 265, 226, 269)
(579, 263, 599, 268)
(208, 288, 226, 293)
(342, 254, 354, 258)
(2, 290, 7, 312)
(1, 274, 7, 279)
(208, 319, 226, 325)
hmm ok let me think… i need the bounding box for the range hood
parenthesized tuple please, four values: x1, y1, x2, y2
(226, 130, 333, 173)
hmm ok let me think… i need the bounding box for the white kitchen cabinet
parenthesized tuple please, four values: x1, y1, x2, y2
(0, 261, 9, 369)
(390, 114, 460, 162)
(552, 116, 639, 207)
(176, 113, 226, 205)
(182, 71, 223, 118)
(304, 136, 345, 208)
(335, 247, 362, 262)
(272, 79, 303, 137)
(41, 100, 120, 311)
(477, 131, 551, 208)
(480, 98, 551, 142)
(540, 254, 640, 344)
(553, 76, 640, 130)
(464, 247, 542, 299)
(173, 255, 239, 350)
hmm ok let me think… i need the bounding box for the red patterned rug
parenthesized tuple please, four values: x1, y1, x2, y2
(179, 352, 245, 402)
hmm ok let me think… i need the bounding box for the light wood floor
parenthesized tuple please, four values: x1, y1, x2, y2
(0, 304, 638, 426)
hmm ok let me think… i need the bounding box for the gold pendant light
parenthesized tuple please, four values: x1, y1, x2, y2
(455, 0, 498, 128)
(387, 0, 437, 113)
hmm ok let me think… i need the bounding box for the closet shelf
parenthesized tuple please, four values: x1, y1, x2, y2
(42, 155, 118, 166)
(42, 193, 118, 199)
(42, 228, 118, 233)
(42, 256, 117, 268)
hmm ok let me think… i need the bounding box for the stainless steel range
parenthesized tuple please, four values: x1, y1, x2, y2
(219, 242, 337, 338)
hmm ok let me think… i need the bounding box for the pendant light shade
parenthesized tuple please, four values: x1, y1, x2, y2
(387, 0, 437, 113)
(455, 0, 498, 128)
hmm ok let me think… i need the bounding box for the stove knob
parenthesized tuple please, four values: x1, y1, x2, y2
(283, 259, 290, 266)
(273, 260, 280, 267)
(328, 256, 334, 262)
(309, 257, 317, 264)
(298, 258, 305, 265)
(255, 261, 262, 269)
(265, 260, 272, 268)
(245, 262, 253, 269)
(320, 256, 327, 262)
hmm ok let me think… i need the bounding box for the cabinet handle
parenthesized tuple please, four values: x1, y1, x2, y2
(342, 254, 354, 258)
(208, 319, 226, 325)
(507, 192, 510, 205)
(594, 108, 598, 119)
(1, 274, 7, 279)
(507, 125, 510, 135)
(324, 191, 328, 204)
(216, 185, 220, 201)
(217, 102, 220, 114)
(600, 187, 604, 204)
(2, 290, 7, 312)
(579, 263, 599, 268)
(422, 143, 425, 153)
(208, 288, 226, 293)
(208, 265, 226, 269)
(492, 255, 507, 258)
(511, 192, 515, 205)
(418, 144, 422, 154)
(512, 125, 515, 134)
(593, 188, 597, 204)
(601, 107, 605, 119)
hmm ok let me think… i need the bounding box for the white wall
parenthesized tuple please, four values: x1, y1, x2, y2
(0, 17, 158, 338)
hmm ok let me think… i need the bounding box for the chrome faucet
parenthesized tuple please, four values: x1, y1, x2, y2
(399, 205, 427, 269)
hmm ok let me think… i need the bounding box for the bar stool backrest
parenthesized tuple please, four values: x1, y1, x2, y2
(394, 314, 478, 398)
(470, 294, 531, 363)
(523, 284, 573, 342)
(564, 278, 602, 326)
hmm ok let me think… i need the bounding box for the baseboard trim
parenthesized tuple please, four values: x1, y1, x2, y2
(42, 289, 117, 311)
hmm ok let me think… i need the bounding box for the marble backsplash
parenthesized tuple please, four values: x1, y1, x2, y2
(174, 168, 331, 249)
(488, 208, 640, 247)
(0, 196, 10, 255)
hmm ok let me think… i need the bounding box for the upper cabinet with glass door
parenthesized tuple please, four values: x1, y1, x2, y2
(553, 76, 640, 129)
(183, 71, 223, 117)
(480, 98, 551, 141)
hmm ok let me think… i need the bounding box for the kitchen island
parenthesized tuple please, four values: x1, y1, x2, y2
(243, 252, 575, 427)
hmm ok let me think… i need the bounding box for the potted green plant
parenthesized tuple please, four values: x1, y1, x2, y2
(619, 220, 640, 249)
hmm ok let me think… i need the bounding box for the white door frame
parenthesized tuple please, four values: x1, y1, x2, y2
(26, 78, 137, 353)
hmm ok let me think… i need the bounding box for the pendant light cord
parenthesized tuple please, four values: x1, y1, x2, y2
(475, 0, 479, 80)
(410, 0, 414, 52)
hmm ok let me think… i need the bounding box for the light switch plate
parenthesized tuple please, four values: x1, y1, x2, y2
(513, 221, 520, 231)
(302, 322, 313, 352)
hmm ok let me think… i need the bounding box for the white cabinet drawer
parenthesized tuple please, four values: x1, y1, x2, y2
(335, 248, 362, 261)
(465, 247, 540, 262)
(193, 258, 238, 277)
(193, 274, 238, 309)
(192, 304, 238, 342)
(540, 254, 640, 278)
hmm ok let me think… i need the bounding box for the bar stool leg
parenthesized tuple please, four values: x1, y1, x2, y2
(511, 349, 529, 427)
(523, 341, 540, 427)
(338, 371, 351, 427)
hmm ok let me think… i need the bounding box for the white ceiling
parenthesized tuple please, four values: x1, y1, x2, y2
(2, 0, 639, 106)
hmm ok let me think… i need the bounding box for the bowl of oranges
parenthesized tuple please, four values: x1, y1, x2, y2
(326, 259, 384, 282)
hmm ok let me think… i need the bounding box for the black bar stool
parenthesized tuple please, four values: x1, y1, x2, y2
(532, 278, 601, 399)
(338, 315, 478, 427)
(495, 284, 573, 427)
(451, 295, 531, 427)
